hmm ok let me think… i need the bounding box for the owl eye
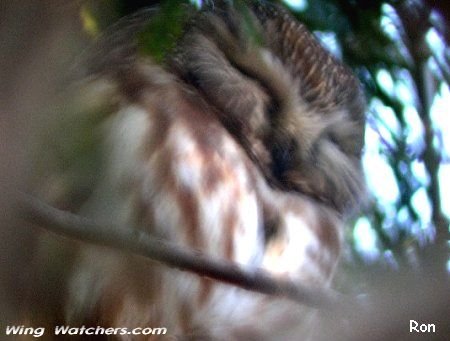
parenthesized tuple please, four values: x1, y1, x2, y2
(271, 137, 297, 185)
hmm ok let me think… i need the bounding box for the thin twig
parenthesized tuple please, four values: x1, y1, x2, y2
(15, 192, 351, 311)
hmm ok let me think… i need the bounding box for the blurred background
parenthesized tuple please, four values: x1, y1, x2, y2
(1, 0, 449, 338)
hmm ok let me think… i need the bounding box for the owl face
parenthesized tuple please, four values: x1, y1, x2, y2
(170, 1, 366, 214)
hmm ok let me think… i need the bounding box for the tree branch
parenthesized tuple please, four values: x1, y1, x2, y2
(395, 2, 449, 276)
(15, 192, 351, 311)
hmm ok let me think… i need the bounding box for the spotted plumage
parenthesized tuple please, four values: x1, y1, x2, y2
(63, 1, 365, 339)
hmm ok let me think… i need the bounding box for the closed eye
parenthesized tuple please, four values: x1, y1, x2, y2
(271, 137, 297, 185)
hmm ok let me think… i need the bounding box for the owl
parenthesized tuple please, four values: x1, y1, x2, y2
(63, 1, 365, 339)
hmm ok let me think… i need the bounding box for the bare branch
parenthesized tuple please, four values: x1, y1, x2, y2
(15, 192, 351, 311)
